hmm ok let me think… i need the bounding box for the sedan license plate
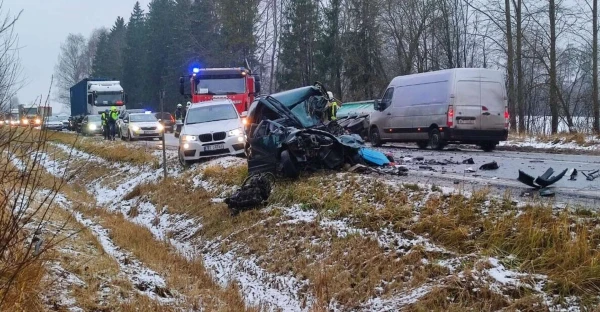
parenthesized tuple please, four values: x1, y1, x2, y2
(458, 119, 475, 124)
(204, 144, 224, 151)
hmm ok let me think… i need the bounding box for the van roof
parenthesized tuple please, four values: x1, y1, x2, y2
(389, 68, 504, 87)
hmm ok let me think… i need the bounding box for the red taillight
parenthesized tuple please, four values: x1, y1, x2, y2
(447, 105, 454, 127)
(116, 100, 123, 105)
(504, 106, 509, 128)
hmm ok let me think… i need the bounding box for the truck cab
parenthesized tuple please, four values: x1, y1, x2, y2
(179, 67, 261, 114)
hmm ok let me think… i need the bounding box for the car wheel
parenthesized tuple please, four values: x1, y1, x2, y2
(280, 150, 299, 179)
(370, 126, 384, 147)
(429, 129, 445, 150)
(480, 141, 497, 152)
(126, 130, 132, 141)
(416, 141, 429, 149)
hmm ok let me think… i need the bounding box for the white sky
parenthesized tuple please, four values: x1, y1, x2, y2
(4, 0, 151, 114)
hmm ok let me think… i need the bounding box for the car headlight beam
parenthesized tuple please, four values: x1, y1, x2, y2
(89, 124, 97, 130)
(228, 128, 243, 137)
(156, 124, 164, 131)
(131, 125, 140, 132)
(182, 135, 197, 142)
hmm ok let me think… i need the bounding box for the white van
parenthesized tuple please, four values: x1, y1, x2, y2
(369, 68, 509, 151)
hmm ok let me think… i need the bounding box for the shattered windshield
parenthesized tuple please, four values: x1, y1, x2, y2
(266, 89, 325, 128)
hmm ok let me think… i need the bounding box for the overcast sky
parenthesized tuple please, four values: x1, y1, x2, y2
(4, 0, 151, 114)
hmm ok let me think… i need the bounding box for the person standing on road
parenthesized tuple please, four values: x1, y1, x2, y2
(101, 110, 109, 140)
(174, 103, 183, 121)
(108, 106, 119, 141)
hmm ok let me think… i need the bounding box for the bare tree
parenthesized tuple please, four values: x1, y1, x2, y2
(53, 34, 90, 106)
(0, 3, 23, 113)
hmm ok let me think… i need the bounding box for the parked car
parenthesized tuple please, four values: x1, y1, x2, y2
(118, 112, 164, 141)
(80, 114, 103, 136)
(41, 116, 65, 131)
(178, 99, 245, 166)
(155, 112, 175, 133)
(369, 68, 509, 152)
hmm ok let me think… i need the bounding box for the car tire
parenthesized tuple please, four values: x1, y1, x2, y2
(480, 141, 497, 152)
(416, 141, 429, 149)
(280, 150, 299, 179)
(429, 129, 445, 150)
(370, 126, 384, 147)
(126, 130, 133, 141)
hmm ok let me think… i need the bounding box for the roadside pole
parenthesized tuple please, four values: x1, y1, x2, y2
(160, 90, 167, 180)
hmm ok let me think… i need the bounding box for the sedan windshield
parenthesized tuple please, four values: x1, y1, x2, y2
(130, 114, 157, 122)
(88, 115, 102, 122)
(186, 104, 238, 124)
(196, 78, 245, 95)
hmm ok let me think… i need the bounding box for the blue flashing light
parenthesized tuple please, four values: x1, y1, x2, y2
(192, 68, 200, 74)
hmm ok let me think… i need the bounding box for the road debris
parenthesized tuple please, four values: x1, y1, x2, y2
(225, 173, 275, 215)
(479, 161, 499, 170)
(581, 169, 599, 181)
(517, 167, 567, 189)
(462, 158, 475, 164)
(568, 168, 578, 181)
(465, 167, 477, 173)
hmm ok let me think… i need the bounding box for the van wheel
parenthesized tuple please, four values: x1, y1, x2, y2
(416, 141, 429, 149)
(370, 126, 384, 147)
(480, 141, 497, 152)
(429, 129, 445, 150)
(280, 150, 299, 179)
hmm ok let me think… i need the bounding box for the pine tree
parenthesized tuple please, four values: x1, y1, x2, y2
(277, 0, 320, 90)
(122, 2, 147, 108)
(219, 0, 260, 67)
(190, 0, 223, 67)
(316, 0, 343, 99)
(91, 17, 126, 81)
(91, 32, 110, 78)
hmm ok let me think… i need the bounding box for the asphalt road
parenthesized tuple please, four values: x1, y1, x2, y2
(125, 134, 600, 207)
(375, 143, 600, 207)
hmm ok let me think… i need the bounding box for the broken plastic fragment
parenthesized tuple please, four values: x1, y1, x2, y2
(518, 170, 540, 189)
(535, 168, 567, 188)
(462, 158, 475, 164)
(479, 161, 499, 170)
(539, 188, 555, 197)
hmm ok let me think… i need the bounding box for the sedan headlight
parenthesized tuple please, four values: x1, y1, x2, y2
(131, 125, 140, 132)
(228, 128, 243, 137)
(89, 124, 97, 130)
(181, 135, 197, 142)
(35, 118, 41, 124)
(156, 123, 164, 131)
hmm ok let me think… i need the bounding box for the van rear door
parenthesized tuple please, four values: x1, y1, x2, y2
(454, 80, 481, 130)
(480, 80, 506, 130)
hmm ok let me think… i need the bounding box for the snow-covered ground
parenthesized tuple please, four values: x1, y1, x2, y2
(500, 135, 600, 151)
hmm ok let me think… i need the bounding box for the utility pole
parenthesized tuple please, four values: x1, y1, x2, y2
(159, 89, 167, 180)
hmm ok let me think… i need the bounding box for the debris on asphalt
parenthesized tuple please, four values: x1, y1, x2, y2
(419, 165, 436, 171)
(225, 173, 275, 215)
(465, 167, 477, 173)
(568, 168, 578, 181)
(535, 168, 567, 188)
(582, 169, 599, 181)
(414, 156, 425, 161)
(359, 148, 390, 166)
(462, 158, 475, 164)
(530, 160, 544, 163)
(517, 168, 567, 189)
(479, 161, 499, 170)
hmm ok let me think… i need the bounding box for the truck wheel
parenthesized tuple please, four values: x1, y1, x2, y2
(429, 129, 445, 150)
(370, 126, 384, 147)
(480, 141, 497, 152)
(280, 150, 299, 179)
(416, 141, 429, 149)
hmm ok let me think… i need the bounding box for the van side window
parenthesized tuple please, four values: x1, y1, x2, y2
(381, 88, 394, 110)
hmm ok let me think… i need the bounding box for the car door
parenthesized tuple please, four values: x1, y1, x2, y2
(480, 80, 506, 130)
(379, 88, 395, 140)
(246, 121, 283, 175)
(454, 80, 481, 131)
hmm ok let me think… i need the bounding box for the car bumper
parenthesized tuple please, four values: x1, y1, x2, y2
(130, 129, 164, 139)
(180, 136, 245, 160)
(442, 128, 508, 142)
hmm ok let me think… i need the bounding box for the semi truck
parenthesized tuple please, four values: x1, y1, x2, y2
(70, 78, 127, 131)
(179, 67, 261, 114)
(18, 104, 42, 126)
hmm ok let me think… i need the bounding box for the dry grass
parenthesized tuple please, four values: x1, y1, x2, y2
(201, 163, 249, 186)
(75, 205, 257, 311)
(47, 131, 155, 165)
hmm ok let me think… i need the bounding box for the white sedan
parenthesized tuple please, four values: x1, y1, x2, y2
(178, 99, 245, 165)
(118, 112, 164, 141)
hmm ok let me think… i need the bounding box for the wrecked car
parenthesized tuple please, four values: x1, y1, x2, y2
(244, 83, 366, 178)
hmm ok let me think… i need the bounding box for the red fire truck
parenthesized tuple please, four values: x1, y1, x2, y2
(179, 67, 262, 113)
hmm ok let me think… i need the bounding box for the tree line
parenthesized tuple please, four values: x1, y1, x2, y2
(54, 0, 600, 134)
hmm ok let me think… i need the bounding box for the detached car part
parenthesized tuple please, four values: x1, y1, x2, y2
(517, 167, 567, 189)
(225, 173, 274, 215)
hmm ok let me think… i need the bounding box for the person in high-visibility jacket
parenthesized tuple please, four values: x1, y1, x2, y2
(327, 91, 339, 121)
(107, 106, 119, 141)
(100, 110, 109, 140)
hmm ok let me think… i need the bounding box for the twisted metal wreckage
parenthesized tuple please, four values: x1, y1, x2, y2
(224, 83, 400, 213)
